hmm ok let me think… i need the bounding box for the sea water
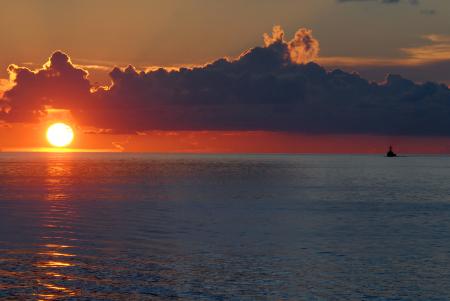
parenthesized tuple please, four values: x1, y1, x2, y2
(0, 153, 449, 300)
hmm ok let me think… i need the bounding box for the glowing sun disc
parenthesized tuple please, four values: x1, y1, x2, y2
(46, 123, 74, 147)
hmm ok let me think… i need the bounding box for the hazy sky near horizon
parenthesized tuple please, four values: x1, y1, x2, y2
(1, 0, 449, 81)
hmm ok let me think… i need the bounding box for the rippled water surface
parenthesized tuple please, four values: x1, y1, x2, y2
(1, 153, 450, 300)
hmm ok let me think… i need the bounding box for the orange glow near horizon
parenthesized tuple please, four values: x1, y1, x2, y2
(1, 122, 450, 154)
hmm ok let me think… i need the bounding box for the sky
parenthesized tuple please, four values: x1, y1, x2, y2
(0, 0, 449, 153)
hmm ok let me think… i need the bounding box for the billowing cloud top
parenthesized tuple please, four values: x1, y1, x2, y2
(1, 26, 450, 136)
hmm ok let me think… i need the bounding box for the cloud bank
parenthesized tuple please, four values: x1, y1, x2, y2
(1, 26, 450, 136)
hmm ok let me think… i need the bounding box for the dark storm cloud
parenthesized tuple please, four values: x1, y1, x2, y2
(327, 60, 450, 86)
(0, 52, 91, 122)
(1, 27, 450, 136)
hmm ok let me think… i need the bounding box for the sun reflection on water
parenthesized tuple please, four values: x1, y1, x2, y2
(45, 154, 74, 202)
(35, 260, 74, 268)
(34, 243, 79, 299)
(38, 251, 75, 257)
(34, 279, 77, 300)
(33, 155, 80, 299)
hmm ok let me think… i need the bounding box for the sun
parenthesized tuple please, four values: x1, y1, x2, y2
(46, 123, 74, 147)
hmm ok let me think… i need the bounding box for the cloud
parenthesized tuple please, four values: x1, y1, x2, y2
(420, 9, 436, 15)
(320, 57, 450, 87)
(320, 34, 450, 67)
(319, 34, 450, 84)
(0, 51, 91, 122)
(337, 0, 439, 15)
(1, 26, 450, 137)
(337, 0, 418, 4)
(263, 26, 320, 64)
(400, 35, 450, 62)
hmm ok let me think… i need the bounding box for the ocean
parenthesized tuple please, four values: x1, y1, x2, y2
(0, 153, 449, 300)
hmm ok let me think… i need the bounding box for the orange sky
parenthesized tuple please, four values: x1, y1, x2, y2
(1, 1, 449, 84)
(2, 123, 450, 154)
(1, 1, 450, 153)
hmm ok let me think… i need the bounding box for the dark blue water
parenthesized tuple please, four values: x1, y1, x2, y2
(0, 153, 449, 300)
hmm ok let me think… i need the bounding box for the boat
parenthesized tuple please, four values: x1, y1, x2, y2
(386, 145, 397, 157)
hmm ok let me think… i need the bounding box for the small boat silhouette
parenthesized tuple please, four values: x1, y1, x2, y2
(386, 145, 397, 157)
